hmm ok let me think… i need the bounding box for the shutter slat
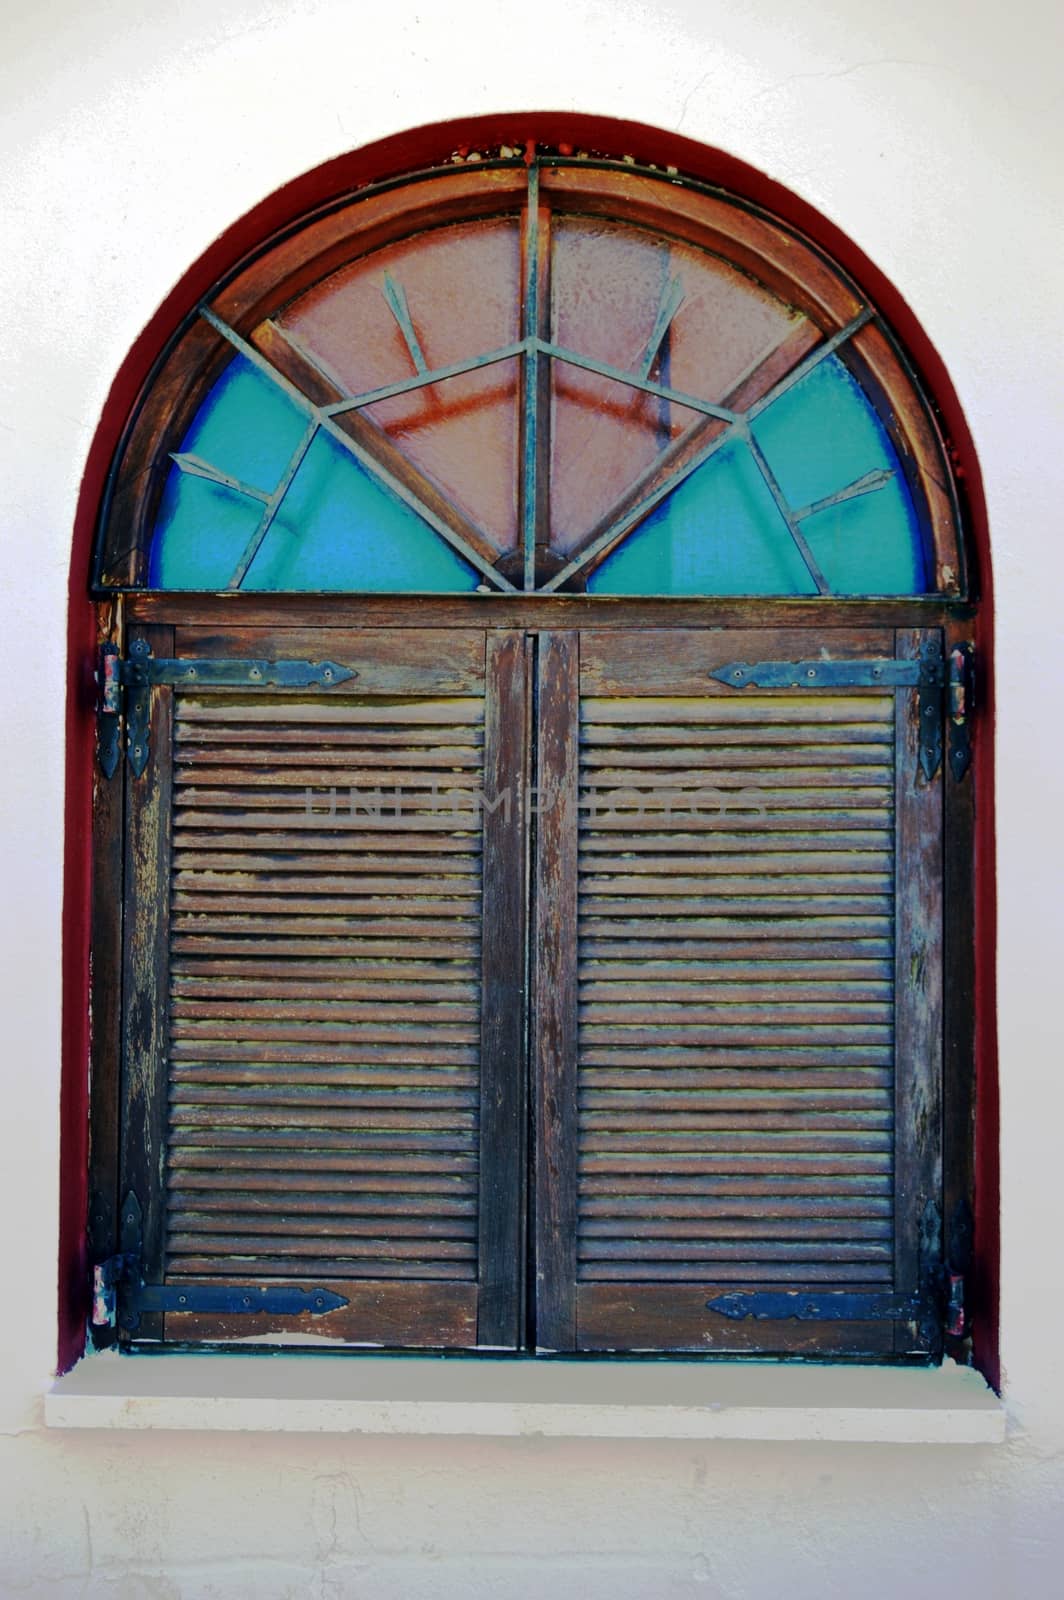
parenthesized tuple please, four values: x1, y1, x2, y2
(579, 853, 892, 876)
(579, 830, 890, 852)
(582, 1196, 892, 1219)
(176, 699, 485, 724)
(168, 1170, 478, 1194)
(582, 1262, 894, 1282)
(580, 747, 892, 768)
(168, 1256, 478, 1280)
(580, 1003, 892, 1024)
(581, 696, 893, 724)
(168, 1193, 478, 1216)
(173, 874, 481, 897)
(171, 1000, 480, 1022)
(176, 726, 485, 746)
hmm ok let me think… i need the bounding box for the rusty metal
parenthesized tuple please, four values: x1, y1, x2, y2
(97, 642, 123, 779)
(94, 1192, 348, 1335)
(948, 642, 974, 781)
(521, 161, 542, 592)
(707, 657, 944, 689)
(636, 273, 685, 381)
(707, 645, 953, 782)
(170, 451, 272, 503)
(124, 637, 153, 779)
(381, 273, 429, 376)
(227, 421, 319, 589)
(322, 340, 527, 415)
(98, 642, 359, 776)
(538, 340, 736, 422)
(707, 1290, 928, 1322)
(791, 467, 894, 523)
(737, 422, 830, 594)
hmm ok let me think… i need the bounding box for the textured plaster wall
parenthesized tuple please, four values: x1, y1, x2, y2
(1, 0, 1063, 1594)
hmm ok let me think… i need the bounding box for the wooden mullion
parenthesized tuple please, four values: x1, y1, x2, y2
(125, 592, 968, 632)
(892, 626, 945, 1356)
(476, 632, 532, 1347)
(532, 631, 580, 1349)
(118, 622, 175, 1341)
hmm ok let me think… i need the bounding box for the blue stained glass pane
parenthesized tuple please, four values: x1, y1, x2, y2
(750, 354, 925, 593)
(588, 440, 817, 596)
(148, 354, 478, 592)
(178, 356, 309, 488)
(800, 482, 923, 594)
(150, 475, 265, 590)
(591, 354, 926, 596)
(243, 432, 477, 592)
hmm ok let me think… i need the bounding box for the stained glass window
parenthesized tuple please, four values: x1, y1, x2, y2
(98, 159, 959, 597)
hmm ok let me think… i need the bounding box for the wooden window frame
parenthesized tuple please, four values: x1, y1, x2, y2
(83, 148, 981, 1367)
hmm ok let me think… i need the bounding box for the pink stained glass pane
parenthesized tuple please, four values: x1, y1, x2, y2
(280, 218, 522, 559)
(365, 357, 521, 561)
(548, 216, 800, 553)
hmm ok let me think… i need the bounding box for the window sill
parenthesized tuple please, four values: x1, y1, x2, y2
(45, 1353, 1004, 1443)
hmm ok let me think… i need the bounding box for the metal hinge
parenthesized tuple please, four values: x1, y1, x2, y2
(96, 639, 357, 778)
(706, 1201, 967, 1342)
(948, 643, 975, 782)
(91, 1192, 348, 1335)
(708, 641, 975, 783)
(706, 1273, 965, 1338)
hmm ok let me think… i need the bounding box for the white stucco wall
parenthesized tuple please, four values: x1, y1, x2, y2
(2, 0, 1063, 1593)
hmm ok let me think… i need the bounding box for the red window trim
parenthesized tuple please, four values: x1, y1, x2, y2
(59, 112, 998, 1384)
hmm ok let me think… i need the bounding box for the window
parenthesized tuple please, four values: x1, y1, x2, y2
(88, 148, 976, 1360)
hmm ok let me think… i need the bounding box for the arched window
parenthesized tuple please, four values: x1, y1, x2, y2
(89, 148, 976, 1360)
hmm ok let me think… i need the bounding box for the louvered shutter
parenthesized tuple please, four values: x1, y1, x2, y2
(118, 625, 528, 1349)
(533, 627, 942, 1357)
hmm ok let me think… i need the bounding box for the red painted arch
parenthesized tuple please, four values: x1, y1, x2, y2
(60, 112, 997, 1381)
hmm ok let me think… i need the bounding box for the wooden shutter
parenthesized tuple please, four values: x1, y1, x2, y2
(118, 624, 529, 1349)
(534, 627, 942, 1357)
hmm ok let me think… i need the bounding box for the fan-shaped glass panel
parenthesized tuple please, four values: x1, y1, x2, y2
(122, 162, 952, 597)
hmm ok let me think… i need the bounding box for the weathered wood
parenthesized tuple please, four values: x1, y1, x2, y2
(87, 652, 126, 1278)
(114, 624, 520, 1351)
(568, 629, 905, 1353)
(893, 628, 944, 1356)
(172, 627, 486, 694)
(165, 1280, 478, 1347)
(580, 629, 894, 696)
(577, 1283, 894, 1354)
(118, 624, 175, 1339)
(533, 632, 580, 1350)
(477, 633, 531, 1346)
(942, 617, 977, 1359)
(131, 592, 966, 631)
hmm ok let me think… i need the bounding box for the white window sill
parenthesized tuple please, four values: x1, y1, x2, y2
(45, 1353, 1004, 1443)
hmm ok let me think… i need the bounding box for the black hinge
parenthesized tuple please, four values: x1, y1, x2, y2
(96, 639, 358, 778)
(708, 642, 975, 783)
(91, 1192, 348, 1335)
(948, 643, 975, 782)
(706, 1203, 967, 1342)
